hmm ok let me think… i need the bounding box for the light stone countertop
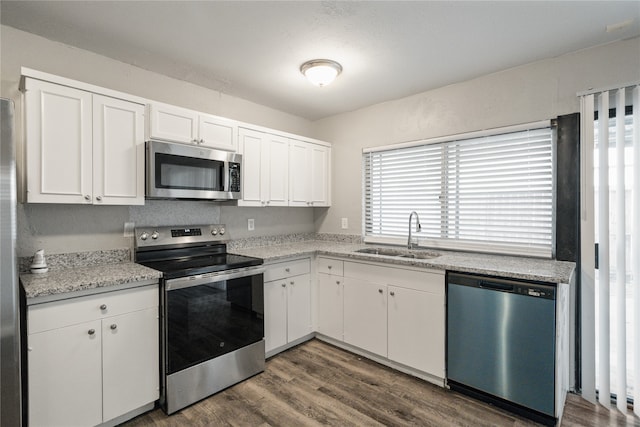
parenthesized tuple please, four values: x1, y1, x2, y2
(230, 240, 576, 284)
(20, 262, 162, 305)
(20, 238, 575, 305)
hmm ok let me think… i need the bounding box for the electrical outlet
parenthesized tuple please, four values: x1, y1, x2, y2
(123, 222, 135, 237)
(341, 218, 348, 229)
(248, 218, 255, 231)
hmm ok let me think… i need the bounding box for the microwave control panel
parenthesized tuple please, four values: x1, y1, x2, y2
(229, 163, 241, 193)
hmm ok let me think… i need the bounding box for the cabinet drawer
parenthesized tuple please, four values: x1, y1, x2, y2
(344, 261, 444, 295)
(28, 285, 158, 334)
(317, 257, 344, 276)
(264, 258, 310, 282)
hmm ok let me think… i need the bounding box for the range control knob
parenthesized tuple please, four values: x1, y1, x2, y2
(140, 232, 149, 241)
(151, 231, 159, 240)
(211, 228, 219, 236)
(219, 227, 226, 235)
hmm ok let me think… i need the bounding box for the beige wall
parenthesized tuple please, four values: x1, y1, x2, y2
(1, 25, 316, 257)
(4, 23, 639, 255)
(311, 37, 640, 235)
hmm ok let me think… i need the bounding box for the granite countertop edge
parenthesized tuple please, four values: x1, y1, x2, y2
(21, 239, 575, 302)
(20, 262, 162, 301)
(231, 240, 576, 284)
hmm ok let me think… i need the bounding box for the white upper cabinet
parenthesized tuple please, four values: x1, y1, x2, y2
(238, 128, 289, 207)
(147, 102, 238, 151)
(93, 95, 144, 205)
(289, 139, 331, 207)
(25, 79, 144, 205)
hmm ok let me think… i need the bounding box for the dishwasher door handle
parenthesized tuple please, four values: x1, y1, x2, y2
(478, 281, 514, 292)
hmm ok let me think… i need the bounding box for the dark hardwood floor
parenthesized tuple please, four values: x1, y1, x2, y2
(122, 339, 639, 427)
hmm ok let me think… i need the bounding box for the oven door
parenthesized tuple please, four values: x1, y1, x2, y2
(146, 140, 241, 200)
(164, 267, 265, 375)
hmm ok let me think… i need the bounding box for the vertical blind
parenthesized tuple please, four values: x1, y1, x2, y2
(363, 123, 554, 257)
(580, 83, 639, 414)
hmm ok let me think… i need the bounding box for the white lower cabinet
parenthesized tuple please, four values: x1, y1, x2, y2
(343, 278, 387, 356)
(316, 273, 344, 341)
(27, 285, 159, 427)
(264, 258, 312, 354)
(387, 285, 445, 378)
(316, 256, 445, 381)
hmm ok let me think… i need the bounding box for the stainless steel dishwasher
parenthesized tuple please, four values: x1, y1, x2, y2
(446, 272, 556, 426)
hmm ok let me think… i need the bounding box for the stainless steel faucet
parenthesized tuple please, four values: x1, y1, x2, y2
(407, 211, 422, 249)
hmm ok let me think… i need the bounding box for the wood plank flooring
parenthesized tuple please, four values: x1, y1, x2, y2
(122, 339, 639, 427)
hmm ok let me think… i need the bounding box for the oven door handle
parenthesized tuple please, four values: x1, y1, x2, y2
(165, 266, 266, 291)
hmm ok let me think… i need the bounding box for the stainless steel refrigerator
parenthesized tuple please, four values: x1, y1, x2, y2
(1, 97, 22, 426)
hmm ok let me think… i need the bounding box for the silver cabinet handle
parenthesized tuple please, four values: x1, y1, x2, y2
(281, 283, 286, 287)
(96, 196, 102, 201)
(84, 195, 91, 201)
(88, 329, 95, 335)
(390, 291, 395, 296)
(110, 324, 117, 330)
(100, 304, 107, 310)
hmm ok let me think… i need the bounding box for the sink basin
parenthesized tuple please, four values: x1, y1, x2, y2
(355, 247, 440, 259)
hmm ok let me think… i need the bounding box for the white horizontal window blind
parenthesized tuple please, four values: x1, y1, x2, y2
(363, 123, 554, 257)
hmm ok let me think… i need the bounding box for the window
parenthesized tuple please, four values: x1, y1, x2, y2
(363, 122, 555, 257)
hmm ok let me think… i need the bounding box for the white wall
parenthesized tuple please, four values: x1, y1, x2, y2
(311, 37, 640, 235)
(0, 25, 317, 257)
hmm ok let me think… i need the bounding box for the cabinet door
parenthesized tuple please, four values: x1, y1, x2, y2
(198, 113, 238, 151)
(388, 286, 445, 378)
(317, 273, 344, 341)
(25, 79, 93, 204)
(148, 102, 198, 143)
(102, 307, 160, 422)
(93, 95, 144, 205)
(343, 278, 387, 357)
(288, 140, 310, 206)
(310, 144, 330, 206)
(266, 135, 289, 206)
(28, 320, 102, 427)
(238, 128, 266, 206)
(264, 280, 288, 352)
(287, 273, 312, 342)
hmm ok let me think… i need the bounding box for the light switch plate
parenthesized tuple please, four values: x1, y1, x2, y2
(248, 218, 255, 231)
(341, 218, 348, 229)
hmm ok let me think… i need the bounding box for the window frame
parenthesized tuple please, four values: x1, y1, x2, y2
(362, 120, 556, 258)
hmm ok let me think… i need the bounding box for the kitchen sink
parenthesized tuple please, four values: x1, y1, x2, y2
(355, 247, 440, 259)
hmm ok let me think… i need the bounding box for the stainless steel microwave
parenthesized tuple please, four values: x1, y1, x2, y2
(146, 140, 242, 200)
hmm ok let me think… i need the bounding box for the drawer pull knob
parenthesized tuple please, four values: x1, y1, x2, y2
(328, 265, 332, 269)
(281, 283, 286, 287)
(100, 304, 107, 310)
(378, 289, 383, 294)
(110, 324, 117, 330)
(285, 268, 290, 273)
(390, 291, 395, 296)
(336, 281, 341, 285)
(88, 329, 96, 336)
(290, 281, 294, 285)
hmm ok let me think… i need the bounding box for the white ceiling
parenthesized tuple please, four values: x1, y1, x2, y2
(2, 1, 639, 120)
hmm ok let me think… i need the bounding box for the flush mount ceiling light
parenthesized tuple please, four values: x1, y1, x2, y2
(300, 59, 343, 87)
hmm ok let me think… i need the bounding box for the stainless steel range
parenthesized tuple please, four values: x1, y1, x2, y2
(134, 224, 265, 414)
